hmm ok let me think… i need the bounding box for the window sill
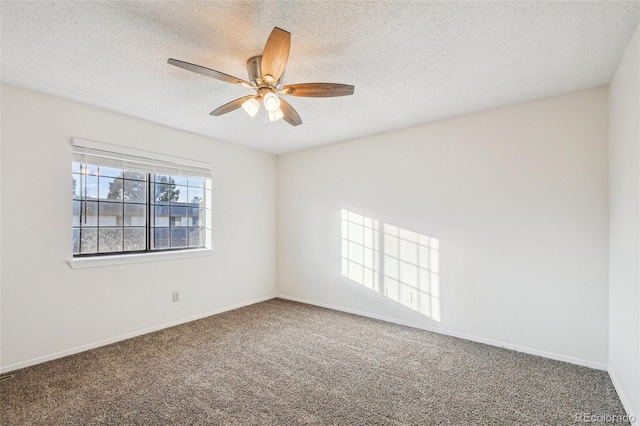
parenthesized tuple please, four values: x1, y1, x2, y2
(68, 248, 212, 269)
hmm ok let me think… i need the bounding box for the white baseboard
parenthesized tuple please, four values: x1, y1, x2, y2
(608, 367, 638, 422)
(276, 294, 608, 371)
(0, 294, 277, 374)
(2, 293, 609, 375)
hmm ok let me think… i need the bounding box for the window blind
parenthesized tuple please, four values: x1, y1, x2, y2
(72, 138, 212, 179)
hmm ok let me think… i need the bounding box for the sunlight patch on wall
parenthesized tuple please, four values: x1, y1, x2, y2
(341, 209, 440, 321)
(341, 210, 380, 290)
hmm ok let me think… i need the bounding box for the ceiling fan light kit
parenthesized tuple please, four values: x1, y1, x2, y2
(268, 109, 284, 122)
(168, 27, 354, 127)
(262, 92, 281, 112)
(241, 97, 261, 117)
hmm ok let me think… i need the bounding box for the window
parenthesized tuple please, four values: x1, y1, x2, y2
(72, 139, 211, 257)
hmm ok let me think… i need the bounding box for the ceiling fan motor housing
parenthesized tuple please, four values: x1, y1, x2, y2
(247, 56, 262, 84)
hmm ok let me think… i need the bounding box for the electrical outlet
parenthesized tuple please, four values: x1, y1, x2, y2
(172, 291, 180, 303)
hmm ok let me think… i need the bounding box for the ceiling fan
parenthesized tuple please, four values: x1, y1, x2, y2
(168, 27, 354, 126)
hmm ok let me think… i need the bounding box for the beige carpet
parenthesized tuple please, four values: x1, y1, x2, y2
(0, 298, 629, 425)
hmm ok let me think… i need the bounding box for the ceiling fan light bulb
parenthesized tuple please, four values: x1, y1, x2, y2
(263, 92, 281, 112)
(241, 98, 260, 117)
(268, 108, 284, 122)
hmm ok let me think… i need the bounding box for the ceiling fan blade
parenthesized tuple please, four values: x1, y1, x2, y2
(261, 27, 290, 83)
(278, 97, 302, 126)
(279, 83, 355, 97)
(168, 58, 252, 87)
(210, 95, 257, 116)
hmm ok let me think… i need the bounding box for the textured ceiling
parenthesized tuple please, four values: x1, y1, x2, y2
(1, 1, 639, 154)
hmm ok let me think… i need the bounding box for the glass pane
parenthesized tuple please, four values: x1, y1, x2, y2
(152, 228, 170, 249)
(170, 206, 187, 227)
(98, 166, 123, 178)
(80, 228, 98, 254)
(72, 174, 82, 199)
(72, 228, 80, 254)
(153, 180, 179, 203)
(153, 174, 170, 183)
(99, 176, 123, 200)
(123, 179, 146, 202)
(99, 228, 123, 253)
(153, 205, 170, 226)
(188, 227, 204, 248)
(188, 187, 204, 205)
(72, 162, 81, 173)
(188, 177, 204, 187)
(82, 201, 98, 226)
(174, 186, 188, 203)
(81, 163, 99, 176)
(72, 201, 81, 226)
(172, 176, 188, 186)
(99, 202, 122, 226)
(152, 184, 168, 205)
(125, 204, 146, 226)
(124, 228, 146, 251)
(124, 170, 146, 180)
(85, 175, 98, 199)
(171, 228, 187, 248)
(188, 207, 203, 227)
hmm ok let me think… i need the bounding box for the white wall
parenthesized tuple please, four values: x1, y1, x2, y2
(0, 85, 277, 372)
(609, 23, 640, 419)
(278, 88, 609, 367)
